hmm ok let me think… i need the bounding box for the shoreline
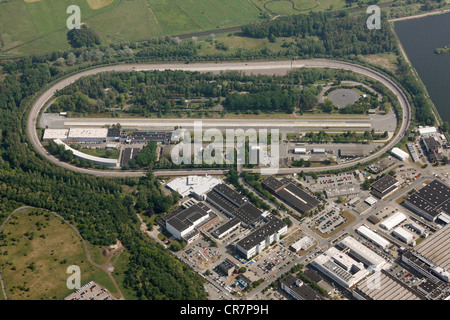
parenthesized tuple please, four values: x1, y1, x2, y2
(388, 8, 450, 22)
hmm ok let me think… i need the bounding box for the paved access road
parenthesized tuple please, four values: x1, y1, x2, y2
(27, 59, 411, 177)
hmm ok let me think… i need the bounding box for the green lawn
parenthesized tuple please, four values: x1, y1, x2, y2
(1, 0, 261, 56)
(0, 208, 118, 300)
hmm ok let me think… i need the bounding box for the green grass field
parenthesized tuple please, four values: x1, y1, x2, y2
(0, 0, 262, 56)
(0, 208, 119, 300)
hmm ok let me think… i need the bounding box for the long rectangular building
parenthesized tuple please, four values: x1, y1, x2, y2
(353, 270, 424, 300)
(338, 236, 388, 271)
(262, 177, 320, 215)
(235, 216, 287, 259)
(356, 225, 390, 250)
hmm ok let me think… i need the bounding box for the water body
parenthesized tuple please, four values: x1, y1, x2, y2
(394, 13, 450, 122)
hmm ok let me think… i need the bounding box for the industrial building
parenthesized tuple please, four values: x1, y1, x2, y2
(407, 143, 420, 162)
(323, 185, 359, 199)
(380, 212, 407, 231)
(310, 247, 369, 289)
(216, 258, 238, 277)
(391, 147, 409, 161)
(356, 225, 390, 250)
(392, 227, 414, 244)
(106, 128, 121, 141)
(417, 126, 437, 136)
(337, 236, 389, 272)
(352, 270, 424, 300)
(53, 139, 119, 167)
(262, 177, 320, 215)
(162, 203, 214, 243)
(235, 216, 287, 259)
(423, 136, 441, 153)
(42, 129, 69, 141)
(212, 218, 241, 239)
(67, 128, 109, 143)
(370, 175, 399, 199)
(279, 274, 324, 300)
(166, 175, 222, 200)
(290, 236, 315, 252)
(402, 224, 450, 283)
(127, 131, 172, 144)
(205, 184, 263, 228)
(404, 179, 450, 222)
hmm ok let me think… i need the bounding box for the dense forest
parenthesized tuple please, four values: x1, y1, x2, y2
(0, 61, 206, 300)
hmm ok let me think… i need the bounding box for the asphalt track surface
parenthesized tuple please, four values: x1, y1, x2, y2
(27, 59, 411, 178)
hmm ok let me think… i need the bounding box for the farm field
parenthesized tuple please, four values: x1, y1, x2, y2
(0, 207, 118, 300)
(0, 0, 262, 56)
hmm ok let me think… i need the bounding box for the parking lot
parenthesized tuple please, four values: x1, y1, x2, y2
(64, 281, 113, 300)
(315, 210, 348, 235)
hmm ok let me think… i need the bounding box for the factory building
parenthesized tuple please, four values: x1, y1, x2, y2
(212, 218, 241, 239)
(403, 179, 450, 222)
(165, 175, 222, 200)
(370, 175, 399, 199)
(280, 274, 324, 300)
(162, 203, 215, 243)
(380, 212, 407, 231)
(216, 258, 238, 277)
(310, 247, 369, 289)
(352, 270, 424, 300)
(337, 236, 389, 272)
(205, 184, 263, 228)
(261, 177, 320, 215)
(127, 131, 172, 144)
(235, 216, 287, 259)
(401, 225, 450, 283)
(67, 128, 109, 144)
(356, 225, 390, 250)
(293, 148, 306, 154)
(42, 129, 69, 141)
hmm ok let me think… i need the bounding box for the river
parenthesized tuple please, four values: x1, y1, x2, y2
(394, 12, 450, 122)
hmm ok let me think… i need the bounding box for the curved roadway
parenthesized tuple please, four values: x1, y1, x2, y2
(27, 59, 411, 177)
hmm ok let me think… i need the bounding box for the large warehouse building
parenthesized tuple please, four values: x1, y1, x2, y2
(404, 179, 450, 222)
(262, 177, 320, 215)
(353, 270, 424, 300)
(67, 128, 109, 144)
(402, 224, 450, 283)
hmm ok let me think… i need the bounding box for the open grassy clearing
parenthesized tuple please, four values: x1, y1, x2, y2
(0, 0, 261, 56)
(0, 207, 118, 300)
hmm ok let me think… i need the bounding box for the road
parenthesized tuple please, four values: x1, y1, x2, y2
(27, 59, 411, 178)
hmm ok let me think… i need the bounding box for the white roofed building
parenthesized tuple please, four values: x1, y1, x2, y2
(391, 147, 409, 161)
(356, 225, 390, 249)
(380, 212, 407, 231)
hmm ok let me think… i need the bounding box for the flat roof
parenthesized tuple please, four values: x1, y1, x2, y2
(272, 180, 320, 214)
(232, 202, 263, 227)
(371, 175, 399, 194)
(68, 128, 108, 139)
(405, 180, 450, 218)
(213, 218, 241, 237)
(415, 224, 450, 271)
(165, 203, 211, 233)
(281, 274, 324, 300)
(261, 176, 286, 193)
(43, 129, 69, 140)
(213, 184, 246, 207)
(354, 270, 424, 300)
(236, 216, 286, 251)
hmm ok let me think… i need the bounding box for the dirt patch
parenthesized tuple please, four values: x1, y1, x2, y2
(87, 0, 114, 10)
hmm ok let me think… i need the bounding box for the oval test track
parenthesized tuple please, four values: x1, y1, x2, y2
(27, 59, 411, 178)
